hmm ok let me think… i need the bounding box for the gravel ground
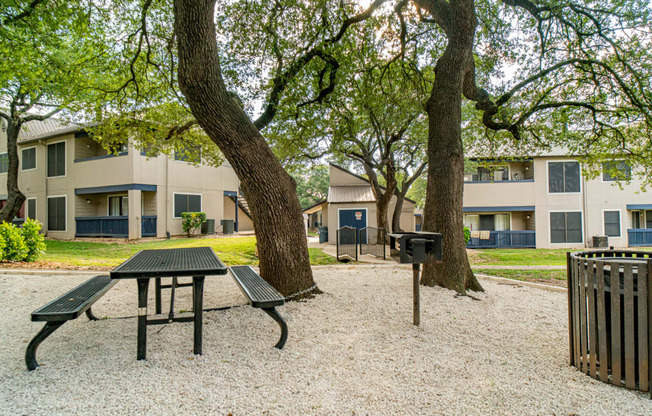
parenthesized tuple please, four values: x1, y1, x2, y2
(1, 266, 650, 415)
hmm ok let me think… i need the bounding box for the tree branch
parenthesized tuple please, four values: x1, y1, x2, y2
(1, 0, 47, 26)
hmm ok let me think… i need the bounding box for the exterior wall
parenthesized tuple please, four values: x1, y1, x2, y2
(329, 165, 369, 186)
(327, 202, 376, 245)
(0, 127, 246, 239)
(464, 156, 652, 249)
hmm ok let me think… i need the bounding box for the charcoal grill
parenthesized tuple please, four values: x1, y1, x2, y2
(388, 231, 443, 325)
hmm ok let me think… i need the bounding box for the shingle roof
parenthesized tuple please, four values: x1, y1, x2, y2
(327, 186, 376, 203)
(18, 118, 82, 142)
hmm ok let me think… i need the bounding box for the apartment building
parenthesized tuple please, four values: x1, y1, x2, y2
(0, 118, 253, 239)
(463, 151, 652, 249)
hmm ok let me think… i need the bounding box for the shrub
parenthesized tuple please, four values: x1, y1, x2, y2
(22, 218, 46, 261)
(463, 226, 471, 245)
(0, 222, 28, 261)
(181, 212, 207, 237)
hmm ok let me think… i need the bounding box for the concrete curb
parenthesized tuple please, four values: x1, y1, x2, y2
(475, 273, 567, 293)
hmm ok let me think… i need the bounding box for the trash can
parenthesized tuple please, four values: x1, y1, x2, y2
(201, 219, 215, 235)
(593, 235, 608, 248)
(318, 226, 328, 243)
(221, 219, 234, 235)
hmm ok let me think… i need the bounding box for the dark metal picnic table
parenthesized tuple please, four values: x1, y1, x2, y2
(110, 247, 228, 360)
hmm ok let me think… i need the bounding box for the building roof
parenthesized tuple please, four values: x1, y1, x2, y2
(327, 186, 376, 203)
(466, 145, 573, 159)
(303, 200, 327, 214)
(18, 118, 83, 143)
(328, 164, 417, 204)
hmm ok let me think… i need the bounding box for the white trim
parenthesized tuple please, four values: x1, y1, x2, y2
(337, 207, 369, 230)
(546, 160, 582, 195)
(602, 209, 622, 237)
(172, 192, 202, 218)
(46, 194, 67, 232)
(26, 197, 36, 220)
(548, 210, 584, 244)
(20, 146, 37, 172)
(46, 140, 66, 178)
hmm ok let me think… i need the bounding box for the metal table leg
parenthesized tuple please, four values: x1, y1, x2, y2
(192, 276, 205, 355)
(155, 278, 162, 314)
(168, 277, 177, 321)
(137, 278, 150, 360)
(413, 263, 420, 326)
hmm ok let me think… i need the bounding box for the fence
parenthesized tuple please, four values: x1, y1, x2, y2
(567, 250, 651, 397)
(359, 226, 386, 259)
(336, 226, 358, 262)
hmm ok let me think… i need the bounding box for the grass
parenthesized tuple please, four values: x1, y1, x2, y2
(473, 268, 567, 287)
(468, 248, 570, 266)
(33, 236, 339, 269)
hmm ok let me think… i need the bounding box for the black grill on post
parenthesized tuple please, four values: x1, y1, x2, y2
(388, 232, 443, 326)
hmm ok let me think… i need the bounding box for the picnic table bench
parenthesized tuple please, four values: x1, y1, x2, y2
(229, 266, 288, 349)
(25, 275, 117, 370)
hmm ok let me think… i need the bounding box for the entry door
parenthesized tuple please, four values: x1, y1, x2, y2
(338, 209, 367, 244)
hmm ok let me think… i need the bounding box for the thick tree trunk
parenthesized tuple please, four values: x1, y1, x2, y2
(0, 120, 26, 223)
(420, 6, 483, 294)
(173, 0, 317, 297)
(391, 192, 405, 233)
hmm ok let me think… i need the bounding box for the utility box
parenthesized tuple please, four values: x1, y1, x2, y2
(201, 219, 215, 235)
(221, 219, 234, 235)
(318, 226, 328, 244)
(592, 235, 608, 248)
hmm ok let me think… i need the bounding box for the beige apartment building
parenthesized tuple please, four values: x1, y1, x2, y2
(0, 118, 253, 239)
(463, 152, 652, 248)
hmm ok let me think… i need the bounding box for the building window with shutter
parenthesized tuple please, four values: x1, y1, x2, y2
(47, 196, 66, 231)
(550, 211, 583, 243)
(548, 161, 580, 193)
(173, 193, 202, 218)
(47, 142, 66, 177)
(0, 153, 8, 174)
(21, 147, 36, 171)
(27, 198, 36, 219)
(604, 210, 621, 237)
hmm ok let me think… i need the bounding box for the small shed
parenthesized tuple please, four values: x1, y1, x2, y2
(303, 164, 416, 245)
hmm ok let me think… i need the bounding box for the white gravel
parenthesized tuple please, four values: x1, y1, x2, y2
(1, 266, 650, 415)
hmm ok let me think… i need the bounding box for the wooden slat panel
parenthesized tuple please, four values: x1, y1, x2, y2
(624, 263, 636, 389)
(587, 259, 598, 378)
(580, 260, 588, 373)
(638, 262, 649, 392)
(611, 262, 622, 386)
(567, 252, 575, 366)
(596, 262, 609, 383)
(573, 257, 581, 370)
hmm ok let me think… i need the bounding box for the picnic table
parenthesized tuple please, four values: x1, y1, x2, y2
(110, 246, 228, 360)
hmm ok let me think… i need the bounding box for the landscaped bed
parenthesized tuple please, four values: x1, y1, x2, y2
(1, 266, 650, 414)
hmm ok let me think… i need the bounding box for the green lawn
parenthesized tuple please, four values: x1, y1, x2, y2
(469, 248, 570, 266)
(39, 236, 338, 269)
(473, 268, 567, 286)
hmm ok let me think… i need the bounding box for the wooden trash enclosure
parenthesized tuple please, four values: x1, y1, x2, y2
(567, 250, 651, 396)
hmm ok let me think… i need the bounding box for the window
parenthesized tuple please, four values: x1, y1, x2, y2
(47, 196, 66, 231)
(174, 194, 201, 217)
(0, 153, 7, 174)
(603, 160, 631, 181)
(464, 214, 510, 231)
(108, 196, 128, 216)
(27, 198, 36, 219)
(632, 211, 641, 229)
(550, 212, 582, 243)
(21, 147, 36, 170)
(548, 161, 580, 193)
(174, 144, 201, 163)
(604, 211, 621, 237)
(47, 142, 65, 177)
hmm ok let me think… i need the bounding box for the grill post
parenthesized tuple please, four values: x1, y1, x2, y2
(413, 263, 420, 326)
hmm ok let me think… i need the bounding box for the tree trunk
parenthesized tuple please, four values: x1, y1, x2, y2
(0, 119, 26, 223)
(173, 0, 317, 297)
(391, 191, 405, 233)
(420, 7, 483, 294)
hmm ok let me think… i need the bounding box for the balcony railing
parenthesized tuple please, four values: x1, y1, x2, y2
(466, 230, 536, 248)
(627, 229, 652, 246)
(75, 216, 157, 238)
